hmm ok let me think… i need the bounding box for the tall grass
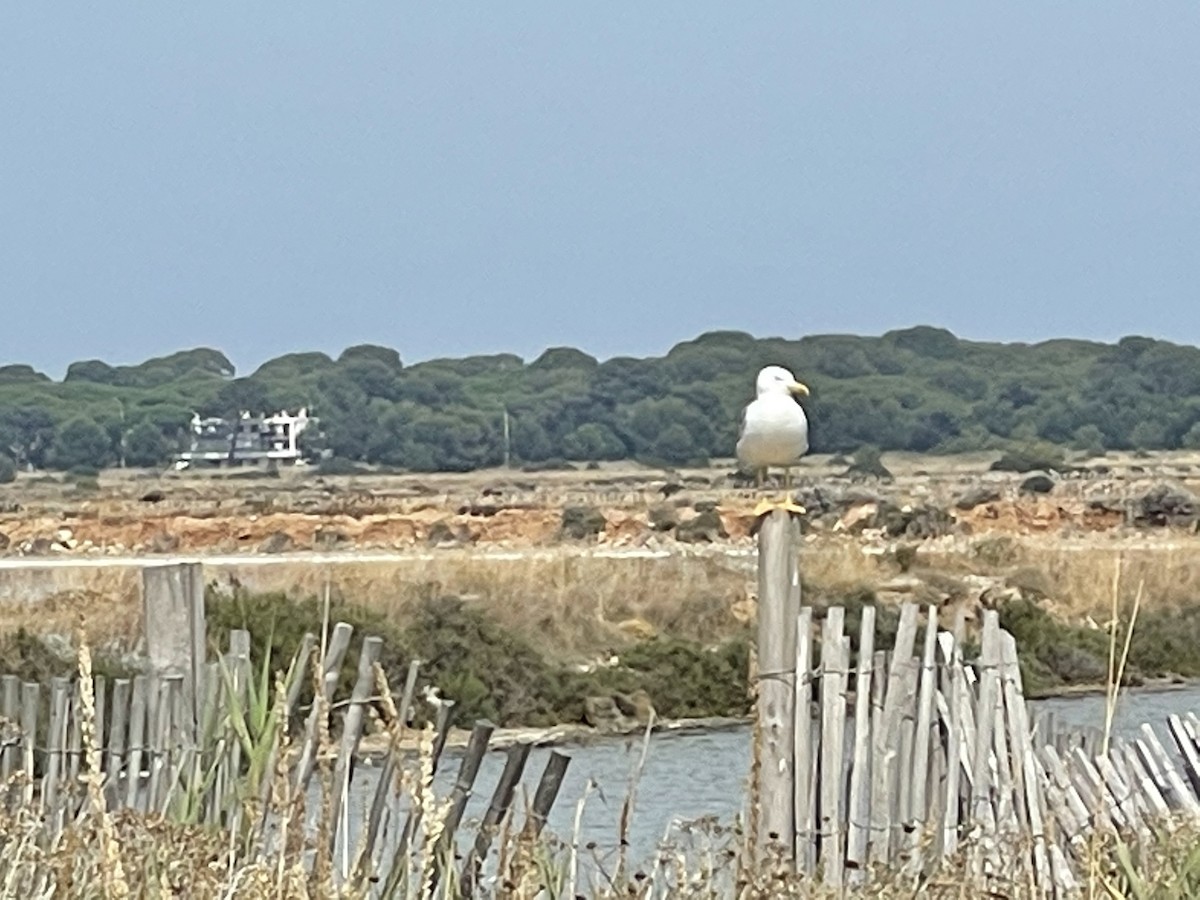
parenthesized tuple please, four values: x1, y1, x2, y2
(3, 532, 1200, 665)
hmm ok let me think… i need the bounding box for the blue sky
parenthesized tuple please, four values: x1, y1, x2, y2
(3, 4, 1199, 378)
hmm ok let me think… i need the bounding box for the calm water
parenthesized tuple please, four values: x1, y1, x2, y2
(332, 682, 1200, 872)
(337, 726, 750, 874)
(1029, 682, 1200, 738)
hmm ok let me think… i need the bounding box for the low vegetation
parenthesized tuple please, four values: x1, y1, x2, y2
(7, 327, 1200, 474)
(5, 532, 1200, 718)
(205, 587, 753, 729)
(4, 583, 1193, 735)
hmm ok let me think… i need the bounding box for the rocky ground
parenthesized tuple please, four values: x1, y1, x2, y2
(1, 450, 1198, 558)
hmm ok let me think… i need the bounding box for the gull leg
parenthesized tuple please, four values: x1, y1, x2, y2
(752, 467, 777, 517)
(778, 466, 807, 516)
(752, 466, 807, 518)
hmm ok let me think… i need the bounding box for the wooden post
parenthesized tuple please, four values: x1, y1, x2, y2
(892, 663, 918, 863)
(460, 741, 533, 897)
(68, 679, 83, 793)
(818, 609, 847, 887)
(256, 634, 319, 814)
(93, 676, 107, 778)
(44, 678, 69, 815)
(106, 679, 131, 807)
(330, 634, 384, 855)
(431, 720, 496, 890)
(868, 649, 888, 865)
(941, 608, 967, 858)
(906, 606, 939, 871)
(793, 607, 815, 873)
(147, 677, 174, 812)
(523, 751, 571, 838)
(223, 629, 251, 823)
(125, 675, 148, 810)
(353, 659, 423, 883)
(293, 621, 355, 792)
(391, 701, 458, 866)
(968, 610, 1001, 881)
(755, 509, 798, 857)
(1140, 723, 1200, 819)
(142, 562, 206, 740)
(0, 675, 18, 779)
(20, 683, 39, 807)
(504, 751, 573, 892)
(870, 603, 918, 867)
(845, 605, 875, 882)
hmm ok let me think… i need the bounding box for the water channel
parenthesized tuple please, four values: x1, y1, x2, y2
(333, 682, 1200, 879)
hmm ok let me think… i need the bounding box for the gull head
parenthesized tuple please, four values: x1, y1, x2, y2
(755, 365, 809, 399)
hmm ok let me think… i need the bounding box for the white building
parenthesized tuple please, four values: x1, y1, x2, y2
(175, 408, 315, 468)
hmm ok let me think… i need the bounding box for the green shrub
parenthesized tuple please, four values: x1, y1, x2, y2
(845, 445, 892, 480)
(0, 629, 135, 686)
(893, 544, 918, 573)
(204, 587, 751, 729)
(998, 598, 1111, 695)
(560, 505, 607, 540)
(990, 443, 1066, 473)
(1126, 605, 1200, 679)
(973, 536, 1018, 568)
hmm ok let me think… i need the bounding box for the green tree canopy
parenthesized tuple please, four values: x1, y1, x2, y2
(9, 327, 1200, 473)
(338, 344, 403, 372)
(124, 421, 172, 468)
(0, 453, 15, 484)
(0, 365, 49, 384)
(52, 417, 115, 470)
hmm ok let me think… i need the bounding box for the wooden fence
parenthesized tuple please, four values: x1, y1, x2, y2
(753, 509, 1200, 897)
(0, 603, 571, 897)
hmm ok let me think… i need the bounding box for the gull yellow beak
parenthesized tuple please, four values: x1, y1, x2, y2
(789, 381, 810, 397)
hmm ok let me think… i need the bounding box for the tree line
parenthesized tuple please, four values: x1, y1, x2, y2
(2, 326, 1200, 478)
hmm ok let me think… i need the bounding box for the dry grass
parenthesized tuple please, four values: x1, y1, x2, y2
(920, 536, 1200, 618)
(797, 537, 896, 593)
(0, 561, 143, 649)
(1016, 543, 1200, 617)
(197, 553, 754, 662)
(4, 529, 1200, 665)
(3, 446, 1200, 662)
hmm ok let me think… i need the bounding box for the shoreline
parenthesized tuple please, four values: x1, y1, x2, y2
(356, 714, 752, 760)
(354, 675, 1200, 761)
(1026, 673, 1200, 702)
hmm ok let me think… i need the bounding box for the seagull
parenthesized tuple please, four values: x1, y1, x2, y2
(736, 365, 811, 517)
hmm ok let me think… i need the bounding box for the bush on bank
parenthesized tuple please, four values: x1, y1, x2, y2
(204, 587, 754, 728)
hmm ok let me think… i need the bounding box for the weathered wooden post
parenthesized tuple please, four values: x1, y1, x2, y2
(755, 509, 800, 859)
(142, 562, 207, 741)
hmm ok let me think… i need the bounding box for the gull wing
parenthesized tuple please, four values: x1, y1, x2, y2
(735, 402, 755, 469)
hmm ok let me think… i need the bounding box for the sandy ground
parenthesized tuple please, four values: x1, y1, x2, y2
(2, 449, 1197, 559)
(1, 449, 1199, 645)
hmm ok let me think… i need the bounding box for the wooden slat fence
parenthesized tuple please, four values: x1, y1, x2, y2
(0, 621, 571, 897)
(754, 508, 1200, 897)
